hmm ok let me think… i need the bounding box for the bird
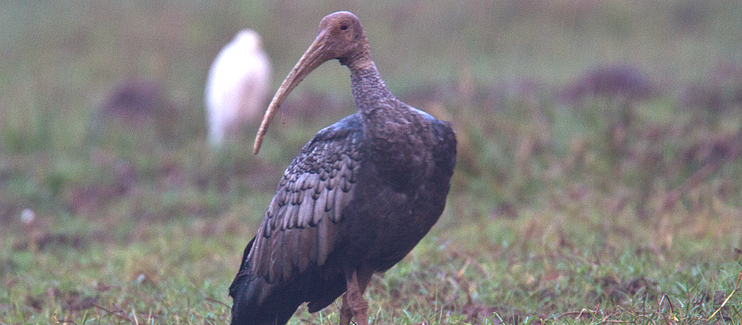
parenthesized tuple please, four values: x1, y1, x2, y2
(205, 29, 272, 147)
(229, 11, 457, 325)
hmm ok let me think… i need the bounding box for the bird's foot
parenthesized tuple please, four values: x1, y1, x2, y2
(340, 291, 369, 325)
(340, 292, 353, 325)
(341, 269, 371, 325)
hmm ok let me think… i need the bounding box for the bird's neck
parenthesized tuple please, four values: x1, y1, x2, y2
(349, 63, 403, 117)
(350, 62, 430, 185)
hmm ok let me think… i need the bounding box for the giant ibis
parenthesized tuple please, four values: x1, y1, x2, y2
(229, 11, 457, 325)
(205, 29, 272, 147)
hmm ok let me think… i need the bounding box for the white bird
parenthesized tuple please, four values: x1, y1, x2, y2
(205, 29, 272, 147)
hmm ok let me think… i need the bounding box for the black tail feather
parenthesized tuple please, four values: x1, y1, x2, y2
(230, 238, 301, 325)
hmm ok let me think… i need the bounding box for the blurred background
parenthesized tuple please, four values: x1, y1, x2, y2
(2, 0, 742, 245)
(2, 0, 742, 322)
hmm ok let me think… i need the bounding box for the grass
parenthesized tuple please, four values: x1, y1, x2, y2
(2, 0, 742, 324)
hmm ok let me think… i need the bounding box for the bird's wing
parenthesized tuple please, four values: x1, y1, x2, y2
(244, 114, 363, 284)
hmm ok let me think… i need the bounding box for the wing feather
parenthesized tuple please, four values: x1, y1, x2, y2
(312, 189, 328, 226)
(244, 114, 363, 284)
(316, 216, 336, 265)
(324, 183, 336, 212)
(332, 181, 345, 223)
(298, 191, 315, 228)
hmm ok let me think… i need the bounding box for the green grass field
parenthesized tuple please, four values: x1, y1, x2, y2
(1, 1, 742, 324)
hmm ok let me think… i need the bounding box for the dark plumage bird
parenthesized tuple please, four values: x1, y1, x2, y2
(229, 11, 456, 325)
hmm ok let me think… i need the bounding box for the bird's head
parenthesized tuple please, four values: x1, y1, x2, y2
(234, 29, 263, 52)
(316, 11, 370, 68)
(253, 11, 370, 154)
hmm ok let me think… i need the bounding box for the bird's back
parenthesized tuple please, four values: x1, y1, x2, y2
(338, 107, 456, 271)
(229, 111, 456, 325)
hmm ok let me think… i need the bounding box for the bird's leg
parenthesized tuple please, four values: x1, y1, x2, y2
(341, 268, 373, 325)
(339, 292, 353, 325)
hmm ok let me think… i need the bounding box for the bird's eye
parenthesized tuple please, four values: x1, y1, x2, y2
(340, 24, 348, 31)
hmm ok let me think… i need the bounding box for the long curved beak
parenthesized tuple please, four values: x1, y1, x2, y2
(253, 31, 332, 154)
